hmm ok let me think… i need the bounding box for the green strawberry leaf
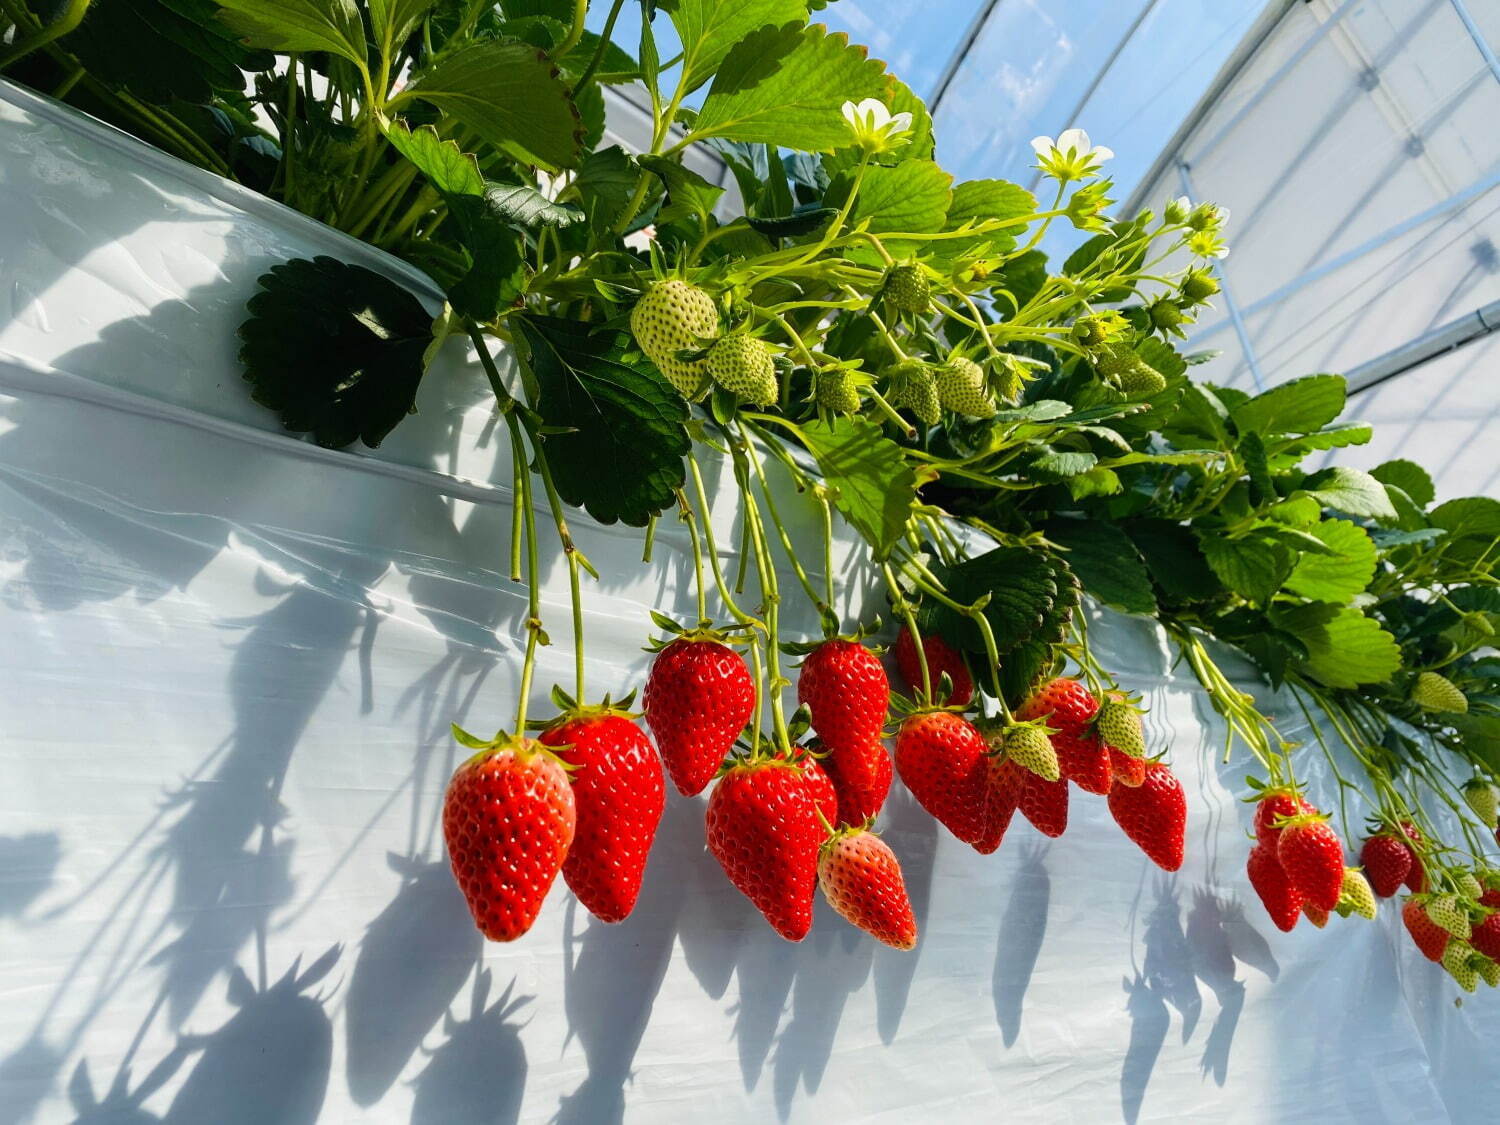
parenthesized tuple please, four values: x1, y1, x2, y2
(369, 0, 438, 48)
(1296, 465, 1396, 521)
(1273, 604, 1401, 688)
(638, 155, 725, 226)
(444, 194, 527, 321)
(573, 145, 640, 233)
(517, 316, 690, 527)
(689, 23, 891, 153)
(1230, 373, 1346, 436)
(239, 256, 433, 449)
(798, 416, 918, 559)
(1043, 518, 1156, 615)
(382, 120, 486, 195)
(1370, 459, 1435, 508)
(405, 41, 585, 169)
(1282, 519, 1377, 603)
(746, 207, 839, 239)
(61, 0, 273, 105)
(663, 0, 809, 94)
(1198, 532, 1293, 604)
(215, 0, 367, 64)
(1272, 421, 1372, 457)
(824, 160, 953, 236)
(918, 545, 1073, 655)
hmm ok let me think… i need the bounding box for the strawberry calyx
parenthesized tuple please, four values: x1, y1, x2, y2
(644, 609, 759, 652)
(782, 616, 886, 654)
(1273, 810, 1331, 832)
(888, 685, 968, 719)
(817, 818, 880, 852)
(528, 685, 642, 730)
(449, 723, 577, 774)
(975, 716, 1057, 755)
(1239, 778, 1303, 805)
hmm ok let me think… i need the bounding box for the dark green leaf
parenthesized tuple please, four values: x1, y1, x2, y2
(216, 0, 366, 63)
(1274, 421, 1372, 456)
(518, 315, 691, 526)
(746, 207, 838, 239)
(1230, 373, 1346, 436)
(444, 195, 526, 320)
(799, 416, 919, 559)
(566, 30, 640, 82)
(63, 0, 272, 104)
(1198, 532, 1293, 603)
(471, 182, 584, 228)
(638, 155, 725, 224)
(1044, 518, 1156, 614)
(574, 145, 639, 233)
(370, 0, 437, 48)
(406, 40, 584, 169)
(1029, 449, 1097, 479)
(239, 256, 433, 449)
(1239, 430, 1272, 506)
(920, 545, 1074, 655)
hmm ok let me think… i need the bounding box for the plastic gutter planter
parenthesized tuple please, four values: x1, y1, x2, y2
(0, 78, 1495, 1124)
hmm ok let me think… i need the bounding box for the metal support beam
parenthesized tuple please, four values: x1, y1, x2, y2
(1449, 0, 1500, 85)
(1346, 298, 1500, 393)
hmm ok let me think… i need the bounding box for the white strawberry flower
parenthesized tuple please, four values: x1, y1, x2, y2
(841, 98, 914, 154)
(1030, 128, 1113, 183)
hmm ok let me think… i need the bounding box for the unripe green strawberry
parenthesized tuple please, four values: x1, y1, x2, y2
(1442, 942, 1479, 992)
(991, 355, 1027, 404)
(886, 360, 940, 425)
(630, 279, 719, 399)
(1147, 298, 1185, 333)
(1337, 867, 1377, 920)
(932, 357, 996, 418)
(1476, 955, 1500, 988)
(1180, 267, 1219, 305)
(706, 334, 777, 405)
(1426, 893, 1471, 940)
(1411, 670, 1467, 713)
(1092, 341, 1132, 381)
(1071, 314, 1112, 348)
(1463, 778, 1498, 828)
(815, 368, 862, 414)
(1116, 354, 1168, 397)
(1095, 693, 1146, 759)
(984, 721, 1059, 782)
(883, 263, 930, 313)
(1457, 871, 1484, 899)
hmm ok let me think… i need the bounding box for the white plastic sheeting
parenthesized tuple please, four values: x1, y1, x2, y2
(1, 80, 1498, 1125)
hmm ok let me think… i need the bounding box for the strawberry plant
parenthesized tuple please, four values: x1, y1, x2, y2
(6, 1, 1497, 989)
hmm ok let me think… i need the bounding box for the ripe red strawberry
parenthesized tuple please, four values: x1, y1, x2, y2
(443, 732, 577, 941)
(1403, 899, 1450, 962)
(1398, 821, 1426, 892)
(796, 750, 840, 828)
(1017, 767, 1069, 838)
(1360, 834, 1412, 898)
(976, 755, 1023, 854)
(1106, 761, 1186, 871)
(818, 828, 918, 950)
(1016, 678, 1112, 794)
(894, 711, 990, 845)
(893, 629, 973, 706)
(820, 740, 893, 826)
(644, 637, 755, 796)
(1470, 913, 1500, 961)
(1252, 788, 1313, 848)
(798, 639, 889, 755)
(1247, 843, 1302, 932)
(1109, 748, 1147, 788)
(706, 758, 823, 941)
(1481, 888, 1500, 909)
(1277, 816, 1345, 912)
(539, 712, 664, 924)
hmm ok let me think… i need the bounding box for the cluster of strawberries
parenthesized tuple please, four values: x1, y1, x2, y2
(1246, 791, 1500, 991)
(441, 626, 1189, 950)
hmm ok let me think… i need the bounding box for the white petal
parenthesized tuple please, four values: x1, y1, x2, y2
(858, 97, 887, 121)
(1057, 127, 1087, 153)
(1090, 144, 1114, 163)
(841, 101, 859, 125)
(887, 111, 914, 134)
(1173, 195, 1190, 210)
(1216, 206, 1231, 224)
(1030, 135, 1055, 156)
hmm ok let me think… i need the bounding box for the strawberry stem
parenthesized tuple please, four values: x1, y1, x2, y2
(685, 451, 759, 628)
(730, 431, 792, 753)
(882, 562, 932, 702)
(737, 420, 830, 627)
(676, 488, 710, 627)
